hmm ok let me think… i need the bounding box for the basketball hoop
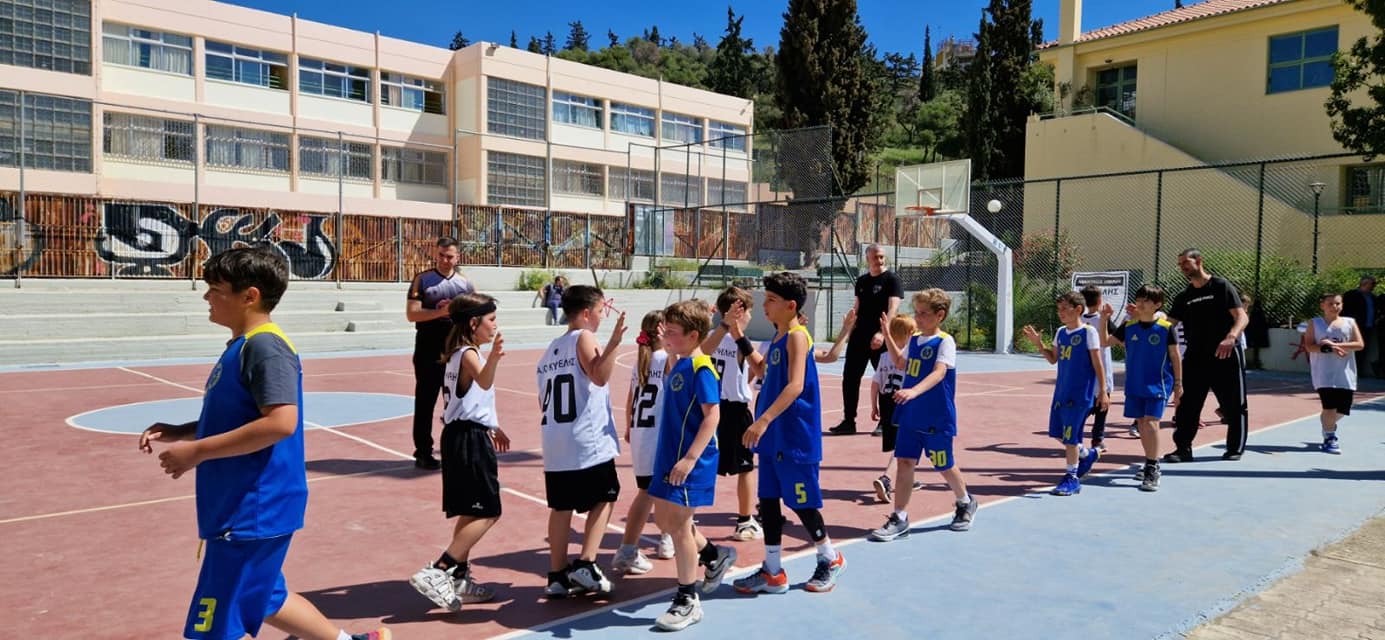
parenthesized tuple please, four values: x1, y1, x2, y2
(904, 205, 938, 217)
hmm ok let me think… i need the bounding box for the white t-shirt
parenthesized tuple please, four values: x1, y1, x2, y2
(1308, 316, 1358, 391)
(711, 333, 753, 403)
(628, 349, 669, 478)
(871, 352, 905, 395)
(1082, 311, 1116, 394)
(442, 346, 498, 428)
(536, 329, 619, 472)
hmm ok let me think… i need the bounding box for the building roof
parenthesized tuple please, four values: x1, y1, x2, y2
(1042, 0, 1296, 48)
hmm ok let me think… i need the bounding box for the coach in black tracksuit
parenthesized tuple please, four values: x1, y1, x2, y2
(1163, 248, 1250, 463)
(829, 244, 903, 435)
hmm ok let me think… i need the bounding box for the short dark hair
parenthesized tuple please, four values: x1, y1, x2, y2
(203, 246, 289, 312)
(1179, 248, 1202, 261)
(763, 272, 807, 312)
(437, 237, 459, 249)
(1321, 292, 1343, 302)
(1079, 284, 1102, 307)
(716, 286, 753, 314)
(1057, 290, 1085, 308)
(1134, 284, 1165, 306)
(561, 284, 605, 316)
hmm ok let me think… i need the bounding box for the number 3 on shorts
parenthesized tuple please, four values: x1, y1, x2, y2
(794, 482, 807, 505)
(193, 597, 217, 632)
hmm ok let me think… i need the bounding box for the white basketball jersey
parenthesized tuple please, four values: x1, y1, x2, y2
(872, 353, 905, 395)
(752, 342, 770, 392)
(536, 329, 619, 472)
(712, 334, 753, 403)
(1309, 317, 1358, 391)
(1082, 311, 1116, 394)
(442, 346, 498, 428)
(628, 349, 669, 477)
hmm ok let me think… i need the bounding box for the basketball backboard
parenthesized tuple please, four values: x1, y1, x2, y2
(896, 159, 971, 216)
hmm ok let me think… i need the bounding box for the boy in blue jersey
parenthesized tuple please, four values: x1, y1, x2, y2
(1022, 291, 1110, 497)
(870, 289, 978, 542)
(648, 300, 738, 631)
(138, 247, 388, 640)
(1100, 285, 1183, 492)
(734, 272, 845, 595)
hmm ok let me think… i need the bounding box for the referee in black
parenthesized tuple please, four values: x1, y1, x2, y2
(404, 238, 473, 469)
(1163, 248, 1250, 463)
(829, 244, 903, 435)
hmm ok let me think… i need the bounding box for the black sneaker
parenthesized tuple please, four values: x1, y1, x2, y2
(544, 568, 578, 599)
(1221, 452, 1242, 461)
(414, 455, 441, 470)
(827, 421, 857, 436)
(949, 496, 978, 531)
(1160, 450, 1193, 464)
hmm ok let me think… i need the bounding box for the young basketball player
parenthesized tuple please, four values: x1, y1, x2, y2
(870, 314, 916, 503)
(1079, 285, 1117, 451)
(1304, 293, 1364, 454)
(701, 287, 763, 540)
(1100, 285, 1183, 492)
(613, 310, 674, 575)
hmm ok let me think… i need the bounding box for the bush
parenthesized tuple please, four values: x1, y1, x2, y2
(1198, 251, 1358, 327)
(947, 282, 997, 350)
(631, 269, 689, 290)
(517, 269, 558, 291)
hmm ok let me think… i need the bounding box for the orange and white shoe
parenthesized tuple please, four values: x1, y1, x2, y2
(732, 563, 789, 594)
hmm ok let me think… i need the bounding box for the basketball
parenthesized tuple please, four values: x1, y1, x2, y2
(987, 199, 1003, 213)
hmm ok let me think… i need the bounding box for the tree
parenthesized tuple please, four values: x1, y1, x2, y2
(962, 1, 1045, 180)
(1327, 0, 1385, 158)
(920, 26, 936, 102)
(692, 33, 710, 53)
(607, 29, 619, 48)
(708, 7, 756, 99)
(448, 31, 470, 51)
(509, 31, 518, 48)
(526, 36, 543, 53)
(543, 31, 557, 55)
(566, 21, 590, 51)
(963, 11, 997, 180)
(881, 52, 920, 96)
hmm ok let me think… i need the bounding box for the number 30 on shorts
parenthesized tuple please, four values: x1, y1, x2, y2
(193, 597, 217, 632)
(928, 450, 948, 469)
(794, 482, 808, 505)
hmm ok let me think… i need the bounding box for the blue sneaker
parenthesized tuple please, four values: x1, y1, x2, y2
(1323, 436, 1341, 454)
(1076, 447, 1100, 477)
(1051, 473, 1081, 496)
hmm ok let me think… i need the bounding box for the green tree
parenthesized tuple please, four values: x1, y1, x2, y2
(526, 36, 542, 53)
(566, 21, 590, 51)
(448, 31, 470, 51)
(644, 26, 663, 47)
(543, 31, 557, 55)
(964, 11, 997, 179)
(708, 7, 755, 99)
(607, 29, 619, 48)
(920, 26, 935, 102)
(509, 31, 518, 48)
(1328, 0, 1385, 158)
(963, 1, 1045, 180)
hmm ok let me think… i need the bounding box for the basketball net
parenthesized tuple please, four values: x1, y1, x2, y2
(903, 206, 944, 251)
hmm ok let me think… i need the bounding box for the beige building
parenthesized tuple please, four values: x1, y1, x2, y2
(0, 0, 754, 222)
(1025, 0, 1376, 271)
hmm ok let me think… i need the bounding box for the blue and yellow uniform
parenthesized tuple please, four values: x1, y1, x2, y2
(647, 355, 721, 507)
(1049, 324, 1100, 445)
(186, 323, 306, 640)
(891, 331, 958, 470)
(755, 325, 824, 509)
(1114, 319, 1175, 419)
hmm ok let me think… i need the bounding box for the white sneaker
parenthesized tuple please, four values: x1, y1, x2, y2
(733, 518, 763, 540)
(654, 592, 703, 631)
(410, 565, 461, 611)
(567, 561, 612, 594)
(451, 568, 496, 604)
(656, 533, 676, 559)
(611, 547, 653, 575)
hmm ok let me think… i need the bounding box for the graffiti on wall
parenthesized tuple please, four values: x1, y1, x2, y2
(0, 198, 44, 277)
(93, 203, 336, 278)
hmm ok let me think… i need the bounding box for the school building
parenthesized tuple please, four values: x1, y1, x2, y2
(0, 0, 754, 280)
(1024, 0, 1377, 272)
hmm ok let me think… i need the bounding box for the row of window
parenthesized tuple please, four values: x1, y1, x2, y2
(97, 23, 445, 114)
(0, 0, 92, 75)
(486, 151, 749, 209)
(490, 78, 748, 149)
(99, 111, 446, 185)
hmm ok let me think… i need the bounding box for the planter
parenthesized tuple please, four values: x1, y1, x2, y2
(1259, 327, 1309, 374)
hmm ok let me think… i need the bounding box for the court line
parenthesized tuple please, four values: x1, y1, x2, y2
(117, 366, 203, 393)
(0, 381, 166, 394)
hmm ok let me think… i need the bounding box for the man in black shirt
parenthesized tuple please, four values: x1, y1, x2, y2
(1341, 276, 1378, 377)
(829, 244, 903, 435)
(405, 238, 473, 469)
(1164, 248, 1249, 463)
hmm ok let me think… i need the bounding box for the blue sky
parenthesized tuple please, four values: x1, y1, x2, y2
(221, 0, 1184, 57)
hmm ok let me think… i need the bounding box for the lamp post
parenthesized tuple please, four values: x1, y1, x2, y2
(1310, 181, 1326, 274)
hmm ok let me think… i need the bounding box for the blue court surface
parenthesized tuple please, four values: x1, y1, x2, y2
(509, 400, 1385, 640)
(66, 391, 412, 434)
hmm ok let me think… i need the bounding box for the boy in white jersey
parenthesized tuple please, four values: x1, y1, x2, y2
(1303, 293, 1364, 454)
(1023, 291, 1108, 497)
(536, 285, 627, 597)
(1079, 285, 1117, 451)
(700, 287, 763, 540)
(410, 294, 510, 612)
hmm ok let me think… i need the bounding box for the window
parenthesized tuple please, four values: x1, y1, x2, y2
(609, 168, 655, 202)
(487, 77, 546, 139)
(707, 178, 748, 211)
(553, 92, 602, 129)
(0, 91, 92, 171)
(204, 125, 289, 172)
(1347, 166, 1384, 214)
(205, 41, 288, 90)
(0, 0, 92, 75)
(299, 58, 369, 102)
(1268, 27, 1338, 94)
(661, 112, 703, 144)
(552, 159, 603, 196)
(1095, 64, 1137, 119)
(101, 23, 192, 75)
(382, 147, 447, 186)
(708, 121, 747, 151)
(610, 103, 655, 137)
(103, 112, 194, 163)
(488, 151, 545, 207)
(299, 136, 372, 179)
(381, 72, 444, 114)
(660, 174, 702, 207)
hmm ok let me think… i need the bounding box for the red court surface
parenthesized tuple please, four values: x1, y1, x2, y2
(2, 348, 1367, 639)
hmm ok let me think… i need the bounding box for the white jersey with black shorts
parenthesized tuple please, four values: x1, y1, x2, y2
(536, 329, 621, 512)
(713, 334, 755, 476)
(441, 345, 500, 518)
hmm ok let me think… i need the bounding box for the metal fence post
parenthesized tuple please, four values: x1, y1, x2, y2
(585, 214, 592, 269)
(15, 89, 25, 289)
(190, 112, 200, 290)
(1052, 179, 1063, 298)
(336, 131, 344, 289)
(396, 216, 404, 283)
(1253, 162, 1266, 305)
(495, 208, 502, 267)
(1153, 170, 1163, 286)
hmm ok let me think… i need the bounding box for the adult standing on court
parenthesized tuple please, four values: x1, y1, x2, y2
(829, 244, 903, 435)
(1342, 276, 1379, 377)
(406, 237, 474, 469)
(1163, 248, 1249, 463)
